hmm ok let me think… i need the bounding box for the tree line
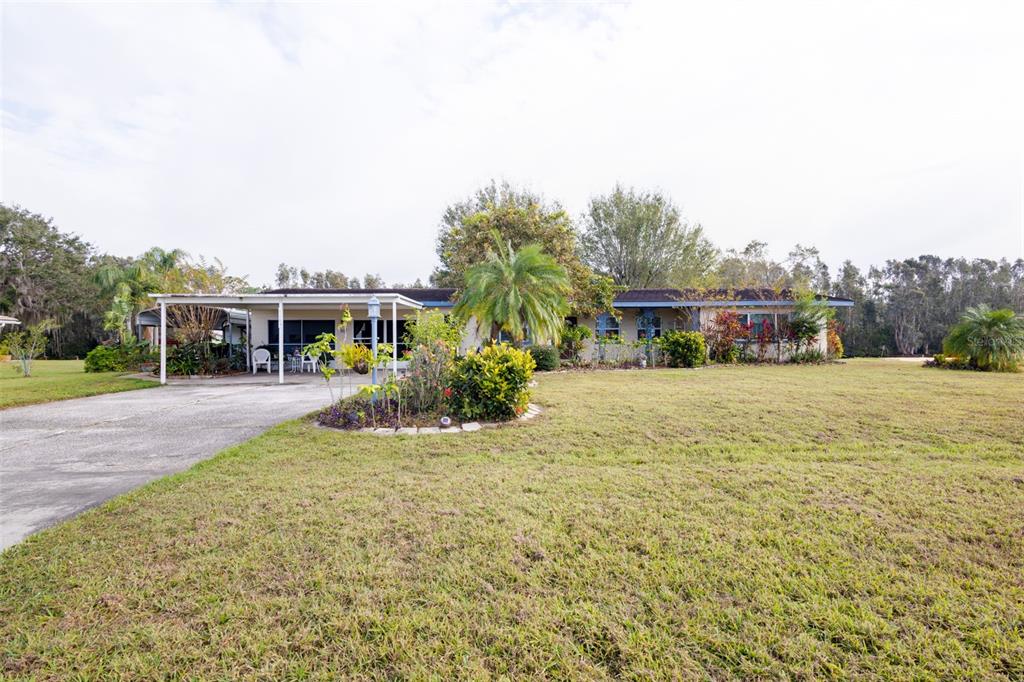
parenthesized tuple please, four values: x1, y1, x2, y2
(3, 186, 1022, 358)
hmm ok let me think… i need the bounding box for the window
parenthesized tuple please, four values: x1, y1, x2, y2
(596, 313, 619, 338)
(353, 319, 409, 355)
(672, 310, 697, 331)
(738, 313, 776, 337)
(636, 313, 662, 340)
(268, 319, 335, 357)
(497, 326, 530, 346)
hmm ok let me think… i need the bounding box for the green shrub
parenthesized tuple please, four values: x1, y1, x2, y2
(84, 345, 121, 372)
(449, 344, 535, 422)
(403, 339, 454, 414)
(528, 345, 559, 371)
(167, 343, 203, 376)
(84, 341, 155, 373)
(789, 348, 826, 364)
(559, 324, 592, 365)
(942, 305, 1024, 372)
(658, 330, 706, 368)
(404, 310, 464, 352)
(927, 353, 971, 370)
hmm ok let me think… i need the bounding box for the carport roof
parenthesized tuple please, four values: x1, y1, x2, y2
(148, 292, 424, 308)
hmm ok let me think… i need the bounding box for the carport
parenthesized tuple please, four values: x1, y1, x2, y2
(148, 292, 423, 385)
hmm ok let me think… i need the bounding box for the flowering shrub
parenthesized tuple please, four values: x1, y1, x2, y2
(448, 344, 535, 421)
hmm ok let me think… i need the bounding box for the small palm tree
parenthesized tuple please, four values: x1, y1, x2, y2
(94, 248, 188, 341)
(943, 305, 1024, 372)
(454, 231, 570, 346)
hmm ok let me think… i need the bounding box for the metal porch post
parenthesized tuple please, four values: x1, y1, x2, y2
(392, 300, 398, 375)
(159, 301, 167, 385)
(245, 310, 251, 370)
(278, 302, 284, 385)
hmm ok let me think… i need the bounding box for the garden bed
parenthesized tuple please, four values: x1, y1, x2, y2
(315, 395, 543, 433)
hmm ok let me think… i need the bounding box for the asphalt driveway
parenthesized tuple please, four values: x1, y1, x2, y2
(0, 380, 339, 550)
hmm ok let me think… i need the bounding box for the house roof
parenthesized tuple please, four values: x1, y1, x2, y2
(258, 287, 854, 308)
(613, 288, 854, 307)
(263, 287, 457, 304)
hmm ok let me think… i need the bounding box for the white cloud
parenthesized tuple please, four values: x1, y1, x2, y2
(2, 1, 1022, 286)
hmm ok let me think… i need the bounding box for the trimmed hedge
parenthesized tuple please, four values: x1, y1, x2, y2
(528, 345, 559, 371)
(449, 344, 535, 422)
(658, 330, 706, 368)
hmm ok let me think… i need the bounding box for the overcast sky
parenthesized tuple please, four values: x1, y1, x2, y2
(3, 1, 1022, 287)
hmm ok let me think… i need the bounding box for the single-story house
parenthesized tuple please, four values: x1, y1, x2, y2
(0, 315, 22, 332)
(149, 287, 853, 384)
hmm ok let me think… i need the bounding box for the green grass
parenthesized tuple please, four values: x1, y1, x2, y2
(0, 359, 156, 409)
(1, 360, 1022, 679)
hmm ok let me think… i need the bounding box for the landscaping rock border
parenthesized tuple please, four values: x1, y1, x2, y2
(343, 403, 543, 436)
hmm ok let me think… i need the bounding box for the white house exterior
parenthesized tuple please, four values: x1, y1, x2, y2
(150, 287, 854, 384)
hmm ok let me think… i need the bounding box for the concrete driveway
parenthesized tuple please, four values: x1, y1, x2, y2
(0, 379, 342, 550)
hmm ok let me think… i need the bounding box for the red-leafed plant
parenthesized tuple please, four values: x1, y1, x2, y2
(704, 310, 748, 363)
(755, 319, 774, 363)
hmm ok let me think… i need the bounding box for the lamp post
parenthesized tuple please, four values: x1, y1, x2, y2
(367, 296, 380, 388)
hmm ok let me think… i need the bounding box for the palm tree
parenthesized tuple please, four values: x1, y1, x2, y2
(94, 247, 188, 341)
(454, 231, 570, 346)
(943, 305, 1024, 372)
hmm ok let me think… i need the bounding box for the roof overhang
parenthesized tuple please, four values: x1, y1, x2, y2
(148, 293, 424, 309)
(613, 299, 854, 308)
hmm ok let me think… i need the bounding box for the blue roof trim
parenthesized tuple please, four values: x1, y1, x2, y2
(614, 299, 854, 308)
(418, 301, 454, 307)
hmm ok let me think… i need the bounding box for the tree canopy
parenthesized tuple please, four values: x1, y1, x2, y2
(431, 181, 616, 317)
(579, 185, 718, 288)
(0, 204, 96, 326)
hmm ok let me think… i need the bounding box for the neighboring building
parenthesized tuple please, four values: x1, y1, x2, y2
(150, 287, 853, 383)
(136, 307, 248, 347)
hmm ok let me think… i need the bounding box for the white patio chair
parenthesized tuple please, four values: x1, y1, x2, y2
(252, 348, 272, 374)
(301, 354, 319, 373)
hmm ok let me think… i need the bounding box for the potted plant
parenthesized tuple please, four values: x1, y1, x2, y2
(338, 343, 371, 374)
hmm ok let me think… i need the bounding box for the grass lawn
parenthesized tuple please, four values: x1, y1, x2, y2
(0, 359, 156, 409)
(1, 360, 1022, 679)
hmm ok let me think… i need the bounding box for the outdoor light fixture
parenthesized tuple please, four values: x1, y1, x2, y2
(367, 296, 381, 320)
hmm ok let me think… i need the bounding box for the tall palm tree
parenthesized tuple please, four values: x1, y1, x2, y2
(943, 305, 1024, 371)
(454, 231, 570, 346)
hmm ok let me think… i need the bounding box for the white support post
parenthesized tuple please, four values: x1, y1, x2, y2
(392, 300, 398, 375)
(159, 301, 167, 385)
(278, 302, 284, 385)
(245, 310, 251, 370)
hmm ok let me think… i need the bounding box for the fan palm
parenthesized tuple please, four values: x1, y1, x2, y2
(454, 231, 570, 346)
(943, 305, 1024, 372)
